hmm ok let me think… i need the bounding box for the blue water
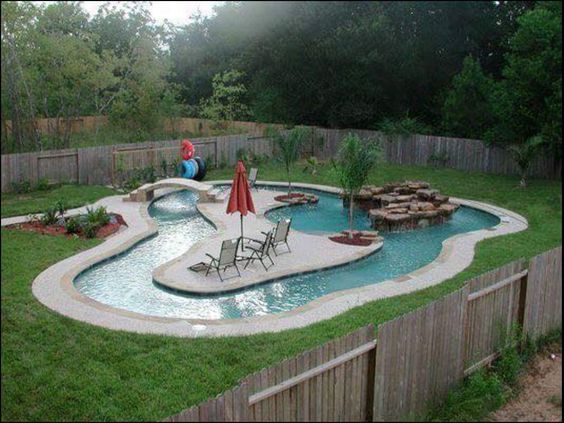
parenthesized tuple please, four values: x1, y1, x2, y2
(74, 186, 499, 320)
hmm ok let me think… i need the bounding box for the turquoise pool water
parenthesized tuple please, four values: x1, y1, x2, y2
(74, 186, 499, 320)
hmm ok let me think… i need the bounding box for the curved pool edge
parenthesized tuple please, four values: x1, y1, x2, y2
(25, 181, 528, 338)
(151, 183, 381, 295)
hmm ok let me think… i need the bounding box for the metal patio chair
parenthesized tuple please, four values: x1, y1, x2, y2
(262, 218, 292, 256)
(242, 230, 275, 271)
(189, 238, 241, 282)
(248, 167, 258, 190)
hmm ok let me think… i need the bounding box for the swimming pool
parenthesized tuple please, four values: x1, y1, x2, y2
(74, 186, 499, 320)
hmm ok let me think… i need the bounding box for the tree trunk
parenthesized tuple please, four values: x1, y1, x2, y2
(287, 165, 292, 196)
(520, 172, 527, 188)
(348, 193, 354, 239)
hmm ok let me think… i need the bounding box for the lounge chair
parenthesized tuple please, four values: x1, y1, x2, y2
(248, 167, 258, 190)
(243, 230, 275, 271)
(189, 238, 241, 282)
(262, 218, 292, 256)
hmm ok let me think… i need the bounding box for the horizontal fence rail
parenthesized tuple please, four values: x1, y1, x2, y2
(164, 246, 562, 422)
(1, 118, 561, 192)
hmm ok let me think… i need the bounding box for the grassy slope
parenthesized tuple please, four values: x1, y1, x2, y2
(1, 162, 561, 421)
(1, 184, 118, 218)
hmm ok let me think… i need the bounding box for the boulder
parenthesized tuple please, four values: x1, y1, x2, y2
(396, 194, 417, 202)
(418, 202, 435, 211)
(383, 182, 403, 193)
(416, 189, 438, 200)
(385, 202, 412, 209)
(407, 180, 430, 190)
(394, 186, 414, 195)
(432, 194, 450, 206)
(369, 209, 387, 222)
(378, 194, 400, 206)
(388, 208, 408, 214)
(385, 213, 411, 222)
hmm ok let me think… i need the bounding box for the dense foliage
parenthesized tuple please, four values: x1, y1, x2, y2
(1, 1, 561, 156)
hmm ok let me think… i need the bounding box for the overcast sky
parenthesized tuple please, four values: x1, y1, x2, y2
(40, 1, 224, 26)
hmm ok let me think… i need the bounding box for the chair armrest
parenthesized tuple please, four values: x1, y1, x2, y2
(205, 253, 217, 261)
(246, 237, 264, 245)
(243, 245, 261, 252)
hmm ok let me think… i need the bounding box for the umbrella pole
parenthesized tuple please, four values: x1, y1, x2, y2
(240, 214, 244, 251)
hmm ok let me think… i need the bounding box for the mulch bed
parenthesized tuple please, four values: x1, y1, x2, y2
(329, 233, 373, 246)
(5, 214, 127, 239)
(273, 193, 306, 202)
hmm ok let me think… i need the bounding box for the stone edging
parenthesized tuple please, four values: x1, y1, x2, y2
(14, 181, 528, 338)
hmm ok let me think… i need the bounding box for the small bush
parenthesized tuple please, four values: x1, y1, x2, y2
(11, 180, 32, 194)
(82, 221, 99, 238)
(377, 115, 433, 136)
(86, 206, 110, 227)
(124, 177, 141, 191)
(40, 207, 58, 226)
(55, 199, 67, 221)
(64, 216, 81, 234)
(36, 178, 51, 191)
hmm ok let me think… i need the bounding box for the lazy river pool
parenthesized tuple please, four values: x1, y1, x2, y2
(74, 186, 500, 320)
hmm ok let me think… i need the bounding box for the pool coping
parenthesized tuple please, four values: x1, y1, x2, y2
(12, 180, 528, 338)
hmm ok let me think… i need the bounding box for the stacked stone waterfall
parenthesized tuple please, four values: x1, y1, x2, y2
(342, 181, 459, 232)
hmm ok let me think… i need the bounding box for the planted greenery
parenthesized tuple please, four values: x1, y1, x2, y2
(332, 133, 381, 238)
(267, 126, 310, 196)
(425, 328, 561, 422)
(507, 136, 545, 188)
(40, 206, 58, 226)
(64, 216, 81, 234)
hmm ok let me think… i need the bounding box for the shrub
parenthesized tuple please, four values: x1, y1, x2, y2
(11, 180, 32, 194)
(377, 115, 433, 136)
(55, 199, 67, 221)
(236, 147, 250, 163)
(82, 221, 99, 238)
(40, 207, 58, 226)
(36, 178, 51, 191)
(86, 206, 110, 227)
(303, 156, 319, 175)
(124, 176, 141, 191)
(64, 216, 81, 234)
(160, 159, 168, 178)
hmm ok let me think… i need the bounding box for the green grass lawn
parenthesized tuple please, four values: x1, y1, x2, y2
(1, 184, 117, 218)
(1, 162, 561, 421)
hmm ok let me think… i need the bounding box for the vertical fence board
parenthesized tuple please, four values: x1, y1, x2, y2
(524, 247, 563, 338)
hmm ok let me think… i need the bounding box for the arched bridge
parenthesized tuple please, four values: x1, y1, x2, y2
(124, 178, 220, 203)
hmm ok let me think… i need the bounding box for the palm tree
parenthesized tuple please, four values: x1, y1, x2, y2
(508, 136, 544, 187)
(267, 126, 310, 196)
(333, 133, 380, 238)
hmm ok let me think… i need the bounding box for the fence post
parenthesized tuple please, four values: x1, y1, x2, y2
(366, 342, 377, 422)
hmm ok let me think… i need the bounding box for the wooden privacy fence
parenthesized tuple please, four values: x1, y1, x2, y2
(312, 128, 562, 180)
(1, 133, 275, 192)
(165, 246, 562, 422)
(2, 122, 562, 192)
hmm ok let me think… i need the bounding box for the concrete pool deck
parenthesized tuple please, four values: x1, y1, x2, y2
(2, 180, 529, 338)
(152, 187, 382, 295)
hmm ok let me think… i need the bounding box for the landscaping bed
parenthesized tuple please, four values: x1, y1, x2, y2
(274, 192, 319, 204)
(5, 213, 126, 239)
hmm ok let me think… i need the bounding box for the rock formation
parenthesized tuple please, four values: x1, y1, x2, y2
(342, 181, 459, 231)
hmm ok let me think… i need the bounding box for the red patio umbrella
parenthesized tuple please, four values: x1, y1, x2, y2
(226, 161, 256, 249)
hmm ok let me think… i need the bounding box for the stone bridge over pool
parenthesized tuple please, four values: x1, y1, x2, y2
(124, 178, 221, 203)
